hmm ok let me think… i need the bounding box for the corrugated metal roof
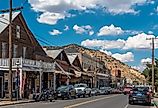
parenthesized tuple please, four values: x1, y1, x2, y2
(0, 12, 20, 33)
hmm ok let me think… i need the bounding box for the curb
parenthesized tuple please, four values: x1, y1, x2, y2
(0, 100, 35, 107)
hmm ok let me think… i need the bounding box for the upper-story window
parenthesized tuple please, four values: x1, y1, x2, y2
(60, 53, 63, 60)
(16, 25, 20, 38)
(2, 42, 7, 58)
(13, 44, 18, 58)
(22, 46, 26, 58)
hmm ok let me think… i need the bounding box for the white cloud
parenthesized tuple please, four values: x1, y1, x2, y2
(81, 33, 158, 50)
(97, 24, 141, 36)
(147, 0, 155, 4)
(28, 0, 147, 25)
(112, 52, 134, 62)
(123, 33, 158, 49)
(49, 29, 62, 35)
(37, 12, 65, 25)
(141, 58, 152, 65)
(131, 65, 145, 72)
(73, 25, 94, 35)
(156, 6, 158, 13)
(99, 49, 112, 55)
(64, 25, 69, 31)
(148, 31, 153, 34)
(98, 24, 124, 36)
(81, 39, 125, 49)
(89, 31, 94, 36)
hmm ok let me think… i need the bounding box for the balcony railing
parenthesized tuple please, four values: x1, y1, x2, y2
(0, 58, 54, 71)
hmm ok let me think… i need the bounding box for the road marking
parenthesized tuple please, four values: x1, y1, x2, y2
(124, 104, 128, 108)
(64, 95, 119, 108)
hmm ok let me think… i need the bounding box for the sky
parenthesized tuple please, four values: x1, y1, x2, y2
(0, 0, 158, 72)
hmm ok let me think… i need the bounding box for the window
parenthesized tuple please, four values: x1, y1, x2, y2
(16, 25, 20, 38)
(2, 42, 7, 58)
(60, 53, 63, 60)
(13, 44, 18, 58)
(22, 47, 26, 58)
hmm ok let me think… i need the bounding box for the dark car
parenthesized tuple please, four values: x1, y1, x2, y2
(54, 85, 76, 100)
(128, 86, 152, 105)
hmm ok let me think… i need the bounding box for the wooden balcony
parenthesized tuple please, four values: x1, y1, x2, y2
(0, 58, 54, 72)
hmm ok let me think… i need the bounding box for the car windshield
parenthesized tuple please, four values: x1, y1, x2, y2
(92, 88, 96, 91)
(133, 87, 149, 92)
(57, 86, 68, 91)
(74, 84, 87, 88)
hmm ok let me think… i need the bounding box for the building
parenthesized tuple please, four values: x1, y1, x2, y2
(0, 12, 54, 99)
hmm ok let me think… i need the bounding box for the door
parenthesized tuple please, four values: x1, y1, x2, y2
(0, 76, 3, 98)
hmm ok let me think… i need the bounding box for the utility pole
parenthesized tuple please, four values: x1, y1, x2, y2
(8, 0, 13, 101)
(0, 0, 23, 101)
(146, 37, 158, 95)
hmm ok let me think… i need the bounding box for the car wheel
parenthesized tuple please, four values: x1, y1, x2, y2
(88, 93, 91, 97)
(129, 100, 133, 105)
(83, 94, 86, 98)
(68, 93, 72, 99)
(147, 102, 151, 105)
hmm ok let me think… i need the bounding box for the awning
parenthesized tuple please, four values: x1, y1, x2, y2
(97, 73, 109, 77)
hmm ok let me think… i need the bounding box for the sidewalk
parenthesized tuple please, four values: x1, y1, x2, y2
(152, 97, 158, 108)
(0, 99, 35, 107)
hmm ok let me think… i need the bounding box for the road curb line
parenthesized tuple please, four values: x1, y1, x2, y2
(0, 100, 35, 107)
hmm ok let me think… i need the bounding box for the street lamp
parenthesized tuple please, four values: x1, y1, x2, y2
(16, 60, 20, 101)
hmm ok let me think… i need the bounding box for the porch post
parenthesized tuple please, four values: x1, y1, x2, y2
(53, 63, 56, 92)
(19, 69, 22, 99)
(53, 72, 56, 92)
(66, 78, 69, 85)
(39, 71, 43, 93)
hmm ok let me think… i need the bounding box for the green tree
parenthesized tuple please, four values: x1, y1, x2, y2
(142, 58, 158, 91)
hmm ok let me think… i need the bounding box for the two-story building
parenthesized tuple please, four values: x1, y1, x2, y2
(0, 12, 54, 99)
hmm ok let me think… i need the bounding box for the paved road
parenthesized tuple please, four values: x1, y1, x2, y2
(1, 94, 153, 108)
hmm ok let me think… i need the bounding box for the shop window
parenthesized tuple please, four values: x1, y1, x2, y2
(4, 81, 8, 91)
(22, 46, 27, 58)
(13, 44, 18, 58)
(16, 25, 20, 38)
(1, 42, 7, 58)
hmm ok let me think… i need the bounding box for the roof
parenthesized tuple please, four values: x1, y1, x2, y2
(0, 12, 20, 33)
(45, 49, 63, 59)
(67, 54, 77, 64)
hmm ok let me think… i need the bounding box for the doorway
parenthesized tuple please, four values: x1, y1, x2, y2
(0, 76, 3, 98)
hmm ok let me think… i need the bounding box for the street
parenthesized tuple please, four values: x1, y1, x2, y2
(1, 94, 152, 108)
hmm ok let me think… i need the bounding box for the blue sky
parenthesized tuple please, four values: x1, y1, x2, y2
(1, 0, 158, 71)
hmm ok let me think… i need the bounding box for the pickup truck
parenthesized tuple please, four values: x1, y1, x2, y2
(74, 83, 91, 98)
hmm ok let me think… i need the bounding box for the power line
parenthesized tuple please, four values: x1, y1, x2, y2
(0, 18, 54, 46)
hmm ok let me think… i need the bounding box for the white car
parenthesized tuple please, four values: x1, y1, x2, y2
(74, 83, 91, 98)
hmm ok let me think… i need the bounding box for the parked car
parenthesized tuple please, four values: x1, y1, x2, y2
(107, 87, 112, 94)
(74, 83, 91, 98)
(112, 88, 122, 94)
(99, 87, 108, 95)
(91, 88, 100, 96)
(54, 85, 76, 100)
(128, 86, 152, 105)
(123, 86, 133, 95)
